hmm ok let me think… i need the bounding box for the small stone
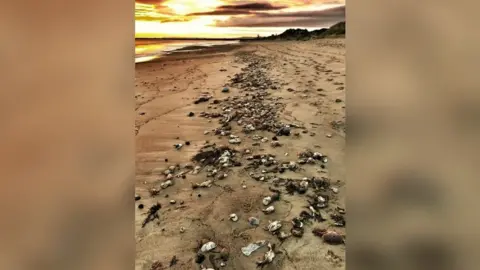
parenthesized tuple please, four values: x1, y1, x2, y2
(185, 141, 191, 146)
(170, 200, 176, 204)
(135, 194, 141, 201)
(248, 217, 260, 226)
(323, 231, 344, 245)
(164, 158, 169, 162)
(188, 112, 195, 117)
(174, 144, 183, 150)
(138, 204, 144, 209)
(335, 98, 342, 103)
(161, 180, 173, 189)
(180, 227, 185, 233)
(222, 87, 230, 93)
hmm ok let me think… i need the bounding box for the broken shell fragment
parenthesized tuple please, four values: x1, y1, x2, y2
(256, 243, 275, 266)
(292, 218, 303, 228)
(229, 213, 239, 222)
(241, 240, 267, 256)
(200, 241, 217, 252)
(291, 227, 304, 237)
(262, 196, 272, 206)
(262, 205, 275, 214)
(267, 220, 282, 232)
(277, 231, 291, 241)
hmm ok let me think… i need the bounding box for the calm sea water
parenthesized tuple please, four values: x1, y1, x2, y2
(135, 39, 240, 63)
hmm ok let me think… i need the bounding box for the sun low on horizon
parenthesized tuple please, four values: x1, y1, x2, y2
(135, 0, 345, 39)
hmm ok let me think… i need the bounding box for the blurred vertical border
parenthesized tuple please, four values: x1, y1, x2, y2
(348, 1, 480, 269)
(0, 0, 135, 269)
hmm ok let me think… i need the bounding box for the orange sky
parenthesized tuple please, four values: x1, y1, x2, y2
(135, 0, 345, 38)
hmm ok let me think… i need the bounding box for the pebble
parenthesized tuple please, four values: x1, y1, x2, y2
(174, 143, 183, 150)
(248, 217, 260, 226)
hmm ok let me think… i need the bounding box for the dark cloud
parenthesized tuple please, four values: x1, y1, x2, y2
(218, 3, 287, 10)
(135, 0, 167, 4)
(188, 2, 287, 16)
(257, 5, 345, 18)
(189, 10, 253, 16)
(214, 5, 345, 28)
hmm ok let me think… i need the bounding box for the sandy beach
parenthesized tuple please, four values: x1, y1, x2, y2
(135, 39, 346, 270)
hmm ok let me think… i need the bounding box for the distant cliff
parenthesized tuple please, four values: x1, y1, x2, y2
(246, 21, 345, 41)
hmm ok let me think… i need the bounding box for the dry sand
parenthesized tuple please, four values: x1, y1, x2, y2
(135, 39, 345, 270)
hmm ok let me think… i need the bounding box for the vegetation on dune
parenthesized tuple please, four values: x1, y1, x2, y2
(245, 21, 345, 42)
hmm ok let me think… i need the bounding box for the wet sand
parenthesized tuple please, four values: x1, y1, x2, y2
(135, 39, 345, 270)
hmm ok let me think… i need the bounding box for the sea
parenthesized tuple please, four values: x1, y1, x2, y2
(135, 39, 240, 63)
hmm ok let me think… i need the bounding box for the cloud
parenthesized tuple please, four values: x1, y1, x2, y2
(189, 10, 253, 16)
(135, 16, 191, 23)
(135, 0, 167, 4)
(135, 1, 190, 23)
(214, 5, 345, 27)
(188, 2, 287, 16)
(218, 3, 287, 10)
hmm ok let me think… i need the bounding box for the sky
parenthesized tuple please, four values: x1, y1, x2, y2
(135, 0, 345, 38)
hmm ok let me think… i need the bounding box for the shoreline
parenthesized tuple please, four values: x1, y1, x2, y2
(135, 39, 346, 270)
(135, 43, 245, 64)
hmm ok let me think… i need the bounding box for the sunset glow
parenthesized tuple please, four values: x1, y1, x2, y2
(135, 0, 345, 38)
